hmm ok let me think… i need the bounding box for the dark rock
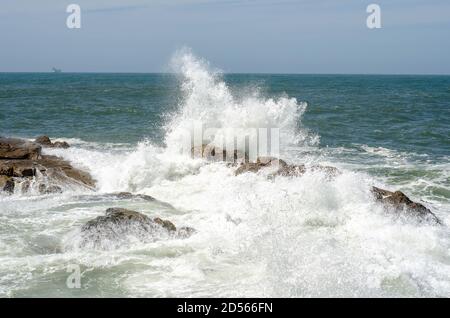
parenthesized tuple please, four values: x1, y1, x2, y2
(79, 208, 194, 249)
(153, 217, 177, 232)
(34, 136, 52, 146)
(0, 155, 95, 189)
(0, 138, 41, 160)
(372, 186, 440, 224)
(234, 156, 339, 178)
(0, 175, 15, 194)
(35, 136, 70, 149)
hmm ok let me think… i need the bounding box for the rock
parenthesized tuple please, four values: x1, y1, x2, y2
(115, 192, 156, 202)
(0, 138, 41, 160)
(35, 136, 70, 149)
(153, 217, 177, 232)
(38, 184, 63, 194)
(177, 226, 196, 238)
(0, 155, 95, 189)
(0, 175, 15, 194)
(191, 144, 247, 162)
(234, 156, 339, 178)
(34, 136, 52, 146)
(79, 208, 194, 249)
(372, 186, 440, 224)
(112, 192, 175, 209)
(1, 137, 95, 193)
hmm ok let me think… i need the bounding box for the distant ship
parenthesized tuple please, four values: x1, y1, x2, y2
(52, 67, 62, 73)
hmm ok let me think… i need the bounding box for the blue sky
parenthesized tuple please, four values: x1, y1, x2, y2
(0, 0, 449, 74)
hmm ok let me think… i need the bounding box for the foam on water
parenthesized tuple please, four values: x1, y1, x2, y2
(1, 51, 449, 297)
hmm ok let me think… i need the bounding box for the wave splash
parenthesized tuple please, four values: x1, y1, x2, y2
(4, 50, 449, 297)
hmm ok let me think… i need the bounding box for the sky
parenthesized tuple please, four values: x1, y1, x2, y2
(0, 0, 449, 74)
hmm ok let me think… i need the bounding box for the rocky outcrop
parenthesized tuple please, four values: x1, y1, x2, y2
(234, 156, 340, 178)
(372, 186, 440, 224)
(0, 137, 95, 194)
(35, 136, 70, 149)
(79, 207, 195, 249)
(0, 138, 41, 160)
(114, 192, 157, 202)
(191, 144, 340, 178)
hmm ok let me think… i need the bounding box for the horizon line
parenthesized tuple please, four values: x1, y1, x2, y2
(1, 71, 450, 76)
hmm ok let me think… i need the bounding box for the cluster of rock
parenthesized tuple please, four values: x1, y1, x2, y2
(2, 136, 441, 251)
(0, 136, 95, 194)
(1, 136, 195, 249)
(192, 143, 441, 224)
(79, 207, 195, 249)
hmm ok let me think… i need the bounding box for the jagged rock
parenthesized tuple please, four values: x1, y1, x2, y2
(35, 136, 70, 149)
(0, 138, 41, 160)
(372, 186, 440, 224)
(0, 155, 95, 188)
(0, 137, 95, 193)
(234, 156, 339, 178)
(79, 208, 194, 249)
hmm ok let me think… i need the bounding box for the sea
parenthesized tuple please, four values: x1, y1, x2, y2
(0, 52, 449, 297)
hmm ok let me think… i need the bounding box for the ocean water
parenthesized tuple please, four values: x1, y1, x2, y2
(0, 52, 449, 297)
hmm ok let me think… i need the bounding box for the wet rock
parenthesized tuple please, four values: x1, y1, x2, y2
(372, 186, 441, 224)
(0, 155, 95, 189)
(191, 144, 247, 162)
(79, 208, 194, 249)
(112, 192, 175, 209)
(153, 217, 177, 232)
(115, 192, 156, 202)
(35, 136, 70, 149)
(38, 184, 63, 194)
(177, 226, 196, 238)
(0, 137, 41, 160)
(234, 156, 339, 178)
(0, 137, 95, 193)
(0, 175, 15, 194)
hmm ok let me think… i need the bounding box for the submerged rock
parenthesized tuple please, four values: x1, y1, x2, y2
(0, 137, 95, 194)
(372, 186, 440, 224)
(0, 137, 41, 160)
(79, 207, 195, 249)
(112, 192, 175, 209)
(115, 192, 157, 202)
(35, 136, 70, 149)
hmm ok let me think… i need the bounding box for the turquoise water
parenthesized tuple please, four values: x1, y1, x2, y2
(1, 57, 450, 297)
